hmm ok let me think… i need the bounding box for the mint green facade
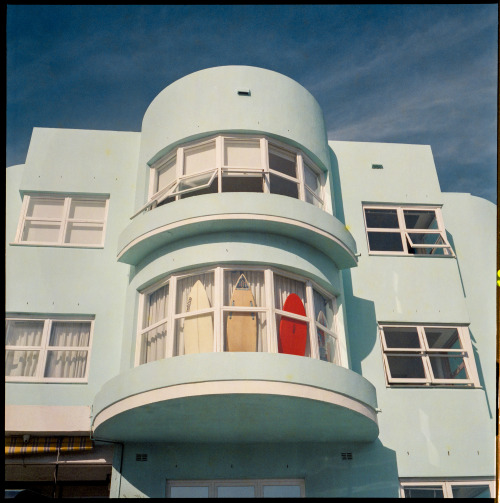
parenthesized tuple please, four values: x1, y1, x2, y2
(5, 66, 496, 498)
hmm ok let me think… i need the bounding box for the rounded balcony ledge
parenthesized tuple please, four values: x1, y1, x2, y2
(117, 193, 358, 269)
(91, 353, 378, 443)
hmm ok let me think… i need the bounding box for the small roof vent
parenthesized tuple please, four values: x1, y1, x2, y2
(341, 452, 353, 461)
(372, 164, 383, 169)
(237, 89, 251, 96)
(136, 453, 148, 462)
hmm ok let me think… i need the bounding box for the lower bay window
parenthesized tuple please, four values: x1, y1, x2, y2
(5, 316, 94, 382)
(136, 266, 341, 366)
(400, 479, 495, 498)
(379, 324, 478, 387)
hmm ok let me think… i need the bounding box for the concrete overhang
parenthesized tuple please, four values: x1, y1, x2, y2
(92, 353, 378, 443)
(117, 194, 358, 269)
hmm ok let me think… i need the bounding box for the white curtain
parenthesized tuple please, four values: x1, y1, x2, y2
(175, 272, 215, 355)
(224, 270, 267, 351)
(5, 321, 43, 377)
(141, 284, 169, 364)
(45, 322, 90, 378)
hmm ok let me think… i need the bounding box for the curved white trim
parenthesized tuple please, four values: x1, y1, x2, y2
(117, 213, 357, 263)
(92, 379, 377, 432)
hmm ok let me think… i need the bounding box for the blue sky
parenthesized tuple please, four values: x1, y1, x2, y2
(7, 5, 498, 203)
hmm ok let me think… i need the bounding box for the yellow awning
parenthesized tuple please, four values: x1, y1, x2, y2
(5, 436, 93, 455)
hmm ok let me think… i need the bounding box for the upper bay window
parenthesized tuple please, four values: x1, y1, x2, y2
(136, 266, 341, 367)
(363, 205, 453, 256)
(133, 135, 326, 218)
(14, 194, 109, 247)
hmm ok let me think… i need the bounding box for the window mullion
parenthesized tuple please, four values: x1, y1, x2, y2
(216, 136, 223, 193)
(214, 266, 223, 352)
(265, 268, 277, 353)
(305, 282, 318, 359)
(166, 276, 176, 358)
(175, 148, 183, 201)
(16, 194, 31, 242)
(38, 319, 52, 379)
(261, 138, 270, 193)
(397, 207, 408, 254)
(59, 197, 72, 245)
(297, 154, 306, 202)
(135, 292, 146, 366)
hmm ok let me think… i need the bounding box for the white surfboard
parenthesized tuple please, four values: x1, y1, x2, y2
(183, 280, 214, 354)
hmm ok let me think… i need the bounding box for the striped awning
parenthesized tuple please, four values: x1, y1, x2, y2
(5, 436, 93, 455)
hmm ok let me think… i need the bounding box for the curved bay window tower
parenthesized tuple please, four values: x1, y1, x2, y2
(92, 66, 377, 445)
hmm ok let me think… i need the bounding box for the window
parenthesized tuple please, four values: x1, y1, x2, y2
(380, 325, 478, 386)
(133, 135, 326, 218)
(5, 316, 94, 382)
(363, 205, 453, 256)
(15, 194, 109, 247)
(400, 479, 494, 498)
(166, 479, 305, 498)
(136, 266, 341, 367)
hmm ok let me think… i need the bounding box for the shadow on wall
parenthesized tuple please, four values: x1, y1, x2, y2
(329, 148, 345, 224)
(114, 440, 400, 498)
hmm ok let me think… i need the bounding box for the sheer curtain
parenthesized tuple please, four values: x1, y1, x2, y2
(224, 270, 267, 352)
(141, 284, 169, 364)
(45, 322, 90, 378)
(5, 320, 43, 377)
(175, 272, 215, 356)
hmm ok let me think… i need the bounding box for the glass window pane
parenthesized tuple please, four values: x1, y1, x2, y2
(26, 197, 65, 218)
(424, 328, 461, 349)
(269, 148, 297, 178)
(175, 171, 216, 193)
(367, 231, 404, 252)
(404, 210, 438, 229)
(274, 275, 307, 311)
(49, 322, 90, 347)
(224, 139, 261, 168)
(304, 163, 321, 195)
(313, 290, 334, 330)
(451, 485, 491, 498)
(22, 221, 61, 243)
(387, 355, 426, 379)
(184, 142, 216, 176)
(170, 486, 210, 498)
(224, 312, 267, 353)
(317, 329, 337, 363)
(145, 285, 169, 328)
(429, 355, 469, 380)
(305, 189, 322, 208)
(217, 485, 255, 498)
(157, 156, 177, 192)
(140, 323, 168, 364)
(263, 485, 301, 498)
(383, 327, 421, 349)
(175, 315, 214, 356)
(222, 175, 263, 193)
(68, 199, 106, 220)
(44, 350, 88, 378)
(5, 350, 39, 377)
(176, 273, 215, 314)
(64, 223, 104, 245)
(270, 174, 299, 199)
(365, 208, 399, 228)
(403, 486, 444, 497)
(6, 320, 44, 346)
(224, 271, 265, 307)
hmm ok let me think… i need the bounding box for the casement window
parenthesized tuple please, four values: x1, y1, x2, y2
(166, 479, 305, 498)
(400, 479, 495, 498)
(380, 325, 478, 387)
(15, 194, 109, 247)
(5, 316, 94, 382)
(132, 135, 326, 218)
(363, 205, 453, 256)
(136, 266, 342, 367)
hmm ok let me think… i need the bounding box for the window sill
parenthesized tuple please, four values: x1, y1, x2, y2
(10, 242, 104, 249)
(6, 378, 89, 384)
(367, 252, 454, 258)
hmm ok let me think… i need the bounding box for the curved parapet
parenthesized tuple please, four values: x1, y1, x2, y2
(92, 353, 379, 443)
(117, 193, 357, 270)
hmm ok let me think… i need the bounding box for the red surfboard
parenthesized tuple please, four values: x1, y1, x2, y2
(278, 294, 308, 356)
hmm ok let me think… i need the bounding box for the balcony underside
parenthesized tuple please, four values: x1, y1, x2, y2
(92, 353, 378, 443)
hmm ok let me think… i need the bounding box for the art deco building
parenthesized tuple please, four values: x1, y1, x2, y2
(5, 66, 496, 498)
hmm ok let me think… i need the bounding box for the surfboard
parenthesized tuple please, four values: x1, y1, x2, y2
(226, 274, 257, 352)
(278, 293, 308, 356)
(317, 310, 328, 361)
(183, 280, 214, 354)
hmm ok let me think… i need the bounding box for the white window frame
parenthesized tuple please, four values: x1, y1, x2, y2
(166, 478, 305, 498)
(379, 324, 479, 387)
(135, 265, 343, 368)
(5, 315, 94, 383)
(399, 479, 495, 498)
(132, 134, 326, 218)
(363, 204, 454, 256)
(14, 194, 109, 248)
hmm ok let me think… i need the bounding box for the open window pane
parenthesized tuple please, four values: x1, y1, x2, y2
(387, 355, 426, 379)
(26, 197, 65, 218)
(44, 350, 88, 378)
(403, 486, 444, 498)
(367, 231, 404, 252)
(65, 223, 104, 245)
(224, 139, 261, 168)
(6, 320, 44, 346)
(383, 327, 421, 349)
(451, 485, 491, 498)
(22, 221, 61, 243)
(429, 355, 469, 380)
(68, 199, 106, 220)
(407, 233, 447, 255)
(184, 142, 216, 176)
(365, 208, 399, 228)
(404, 210, 438, 229)
(424, 328, 461, 350)
(5, 350, 39, 377)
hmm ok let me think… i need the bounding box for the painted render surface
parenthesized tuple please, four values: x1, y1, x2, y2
(5, 66, 496, 497)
